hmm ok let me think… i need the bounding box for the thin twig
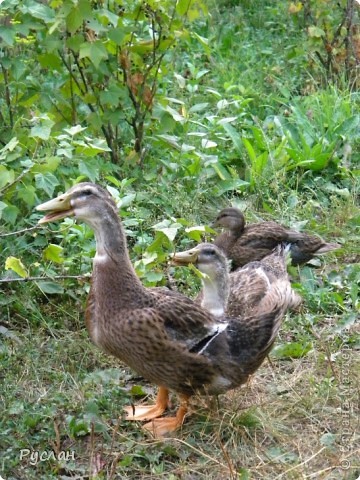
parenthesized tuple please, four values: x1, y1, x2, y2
(0, 166, 33, 196)
(275, 446, 326, 478)
(0, 274, 91, 284)
(170, 437, 230, 471)
(1, 62, 13, 128)
(310, 328, 338, 380)
(216, 431, 236, 479)
(0, 225, 40, 237)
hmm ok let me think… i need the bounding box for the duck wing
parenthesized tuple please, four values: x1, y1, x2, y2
(99, 292, 227, 395)
(153, 291, 228, 351)
(238, 222, 290, 248)
(202, 301, 286, 393)
(287, 233, 340, 265)
(227, 262, 274, 317)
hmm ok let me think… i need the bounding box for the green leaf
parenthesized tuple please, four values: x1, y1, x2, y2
(118, 193, 136, 208)
(84, 368, 122, 385)
(0, 326, 22, 345)
(334, 115, 360, 138)
(242, 137, 257, 165)
(64, 125, 87, 136)
(0, 166, 15, 189)
(217, 116, 237, 125)
(130, 385, 147, 396)
(66, 0, 92, 33)
(238, 468, 251, 480)
(75, 137, 111, 155)
(308, 26, 325, 38)
(165, 105, 186, 124)
(98, 9, 119, 28)
(266, 446, 298, 463)
(79, 160, 99, 183)
(222, 123, 243, 154)
(9, 401, 24, 415)
(36, 281, 64, 295)
(0, 201, 7, 219)
(35, 173, 60, 197)
(201, 139, 217, 148)
(66, 34, 84, 52)
(0, 26, 16, 46)
(0, 137, 19, 161)
(335, 312, 357, 333)
(156, 227, 178, 242)
(193, 32, 211, 54)
(185, 225, 206, 242)
(156, 134, 182, 151)
(211, 162, 230, 181)
(137, 252, 158, 266)
(22, 1, 55, 22)
(320, 433, 336, 447)
(66, 9, 84, 33)
(43, 244, 64, 264)
(2, 205, 19, 225)
(108, 27, 126, 45)
(145, 271, 163, 283)
(79, 41, 108, 68)
(119, 455, 133, 467)
(17, 185, 37, 206)
(272, 342, 312, 359)
(189, 103, 209, 113)
(38, 53, 62, 71)
(215, 178, 249, 196)
(5, 257, 28, 278)
(176, 0, 191, 15)
(32, 156, 60, 174)
(30, 124, 52, 140)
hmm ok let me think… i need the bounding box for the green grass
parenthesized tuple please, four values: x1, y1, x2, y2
(1, 193, 359, 479)
(1, 0, 359, 478)
(1, 302, 359, 479)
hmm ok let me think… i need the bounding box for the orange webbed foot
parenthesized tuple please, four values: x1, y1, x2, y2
(143, 397, 189, 438)
(124, 387, 169, 421)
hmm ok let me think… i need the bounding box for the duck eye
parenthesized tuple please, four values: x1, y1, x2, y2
(82, 189, 93, 197)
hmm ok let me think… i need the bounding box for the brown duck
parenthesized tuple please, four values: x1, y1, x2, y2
(36, 184, 295, 438)
(172, 242, 301, 321)
(212, 207, 340, 270)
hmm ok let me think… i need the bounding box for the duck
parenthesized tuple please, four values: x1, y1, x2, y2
(212, 207, 341, 270)
(36, 183, 294, 438)
(172, 242, 301, 322)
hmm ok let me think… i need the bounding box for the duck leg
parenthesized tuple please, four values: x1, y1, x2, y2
(143, 395, 189, 438)
(124, 386, 170, 421)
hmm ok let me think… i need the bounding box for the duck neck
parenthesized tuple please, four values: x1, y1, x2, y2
(90, 209, 146, 307)
(230, 222, 245, 237)
(92, 212, 128, 259)
(201, 271, 230, 318)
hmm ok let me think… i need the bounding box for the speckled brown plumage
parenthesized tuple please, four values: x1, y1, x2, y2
(35, 184, 299, 437)
(226, 246, 302, 317)
(172, 243, 298, 384)
(173, 243, 301, 318)
(212, 207, 341, 269)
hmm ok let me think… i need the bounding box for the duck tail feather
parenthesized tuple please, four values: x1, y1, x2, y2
(315, 242, 341, 254)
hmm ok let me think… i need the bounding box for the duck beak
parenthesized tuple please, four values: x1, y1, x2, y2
(171, 248, 199, 266)
(36, 192, 74, 224)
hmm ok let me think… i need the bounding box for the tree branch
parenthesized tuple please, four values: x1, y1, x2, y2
(0, 274, 91, 284)
(0, 165, 33, 196)
(1, 62, 14, 128)
(0, 225, 40, 237)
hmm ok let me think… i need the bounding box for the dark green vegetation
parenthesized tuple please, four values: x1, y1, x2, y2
(0, 0, 359, 478)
